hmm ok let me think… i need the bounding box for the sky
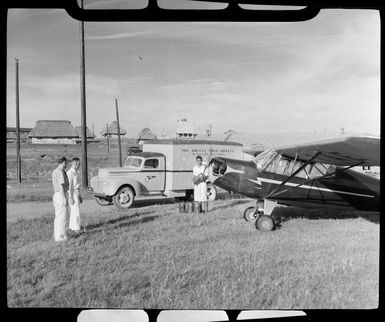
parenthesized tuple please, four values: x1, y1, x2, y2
(6, 1, 380, 137)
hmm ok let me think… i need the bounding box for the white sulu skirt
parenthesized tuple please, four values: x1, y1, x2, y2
(194, 181, 207, 202)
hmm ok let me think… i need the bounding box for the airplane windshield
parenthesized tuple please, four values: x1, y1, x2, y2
(253, 150, 335, 179)
(253, 149, 277, 171)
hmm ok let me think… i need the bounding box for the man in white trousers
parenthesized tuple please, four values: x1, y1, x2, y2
(193, 155, 208, 210)
(67, 157, 83, 233)
(52, 156, 69, 242)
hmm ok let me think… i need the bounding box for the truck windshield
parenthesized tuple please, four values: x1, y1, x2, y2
(124, 157, 143, 168)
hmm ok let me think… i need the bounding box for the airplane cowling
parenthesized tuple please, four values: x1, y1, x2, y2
(211, 158, 227, 175)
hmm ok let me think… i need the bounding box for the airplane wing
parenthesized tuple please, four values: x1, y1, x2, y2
(274, 136, 380, 166)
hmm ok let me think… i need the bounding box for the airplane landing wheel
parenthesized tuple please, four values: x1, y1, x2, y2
(243, 206, 258, 222)
(256, 215, 275, 232)
(206, 183, 217, 201)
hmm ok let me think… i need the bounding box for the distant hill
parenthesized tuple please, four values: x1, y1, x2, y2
(129, 130, 378, 150)
(195, 130, 375, 149)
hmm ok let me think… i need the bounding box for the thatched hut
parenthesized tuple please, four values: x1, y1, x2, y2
(100, 121, 127, 137)
(74, 126, 95, 139)
(137, 128, 157, 145)
(6, 127, 32, 143)
(28, 120, 78, 144)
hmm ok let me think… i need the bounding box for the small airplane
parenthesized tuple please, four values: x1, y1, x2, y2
(207, 136, 380, 231)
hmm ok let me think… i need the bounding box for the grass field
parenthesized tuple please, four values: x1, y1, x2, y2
(6, 140, 124, 180)
(6, 139, 380, 309)
(6, 140, 124, 202)
(7, 198, 379, 309)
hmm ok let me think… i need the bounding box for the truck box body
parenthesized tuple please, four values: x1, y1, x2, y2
(89, 139, 245, 209)
(142, 139, 244, 193)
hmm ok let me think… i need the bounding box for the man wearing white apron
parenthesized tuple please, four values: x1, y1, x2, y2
(52, 157, 69, 242)
(67, 157, 83, 232)
(193, 155, 208, 203)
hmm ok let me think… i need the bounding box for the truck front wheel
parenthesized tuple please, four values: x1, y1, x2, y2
(113, 186, 135, 210)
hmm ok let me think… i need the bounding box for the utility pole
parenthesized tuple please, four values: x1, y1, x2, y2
(106, 123, 109, 153)
(115, 98, 122, 167)
(92, 123, 94, 138)
(79, 0, 88, 187)
(15, 58, 21, 191)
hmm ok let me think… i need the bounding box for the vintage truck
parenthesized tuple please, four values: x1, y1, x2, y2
(88, 139, 244, 210)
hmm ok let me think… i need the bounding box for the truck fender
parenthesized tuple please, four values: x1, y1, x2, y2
(105, 178, 142, 197)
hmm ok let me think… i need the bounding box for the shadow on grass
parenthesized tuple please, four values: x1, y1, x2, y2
(82, 209, 176, 234)
(131, 198, 179, 208)
(210, 199, 251, 212)
(124, 192, 248, 209)
(275, 207, 379, 224)
(84, 210, 154, 231)
(113, 212, 173, 230)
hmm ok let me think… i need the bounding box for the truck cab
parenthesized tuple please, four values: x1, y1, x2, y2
(89, 152, 166, 210)
(124, 153, 165, 195)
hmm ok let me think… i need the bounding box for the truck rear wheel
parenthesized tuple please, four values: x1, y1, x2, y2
(207, 183, 217, 201)
(113, 186, 135, 210)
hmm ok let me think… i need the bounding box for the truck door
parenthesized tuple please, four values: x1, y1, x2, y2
(141, 157, 165, 193)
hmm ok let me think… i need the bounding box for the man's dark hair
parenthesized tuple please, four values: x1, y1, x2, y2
(196, 155, 202, 161)
(72, 157, 80, 162)
(58, 156, 67, 164)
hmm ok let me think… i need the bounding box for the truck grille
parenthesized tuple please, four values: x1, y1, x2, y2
(91, 177, 105, 193)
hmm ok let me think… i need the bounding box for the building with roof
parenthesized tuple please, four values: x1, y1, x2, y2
(74, 126, 100, 143)
(137, 127, 157, 145)
(6, 127, 32, 143)
(100, 121, 127, 137)
(74, 126, 95, 138)
(74, 126, 95, 139)
(28, 120, 78, 144)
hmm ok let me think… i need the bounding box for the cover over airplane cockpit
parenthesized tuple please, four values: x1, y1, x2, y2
(252, 149, 336, 180)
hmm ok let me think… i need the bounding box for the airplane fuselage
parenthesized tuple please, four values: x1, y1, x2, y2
(210, 157, 380, 212)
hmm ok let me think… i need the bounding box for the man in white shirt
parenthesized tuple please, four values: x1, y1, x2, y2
(67, 157, 83, 233)
(193, 156, 208, 210)
(52, 156, 69, 242)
